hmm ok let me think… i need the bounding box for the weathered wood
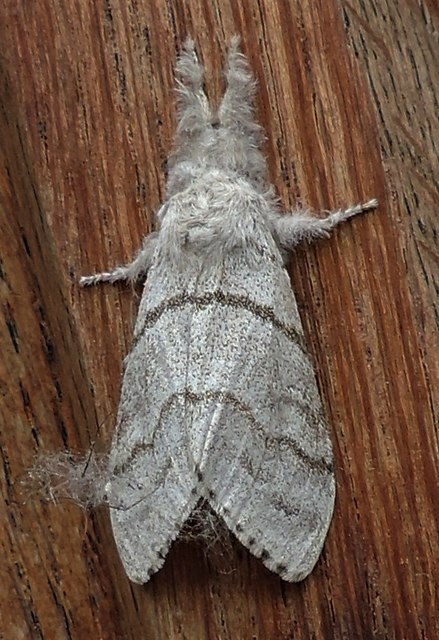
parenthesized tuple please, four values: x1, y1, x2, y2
(1, 1, 437, 638)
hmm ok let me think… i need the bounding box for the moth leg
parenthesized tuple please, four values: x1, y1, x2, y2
(166, 39, 213, 196)
(218, 36, 258, 135)
(218, 37, 267, 184)
(272, 198, 378, 253)
(175, 38, 211, 140)
(80, 232, 158, 286)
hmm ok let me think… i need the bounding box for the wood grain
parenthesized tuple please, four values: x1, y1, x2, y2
(1, 1, 437, 638)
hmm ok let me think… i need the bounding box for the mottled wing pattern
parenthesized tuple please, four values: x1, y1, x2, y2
(107, 229, 335, 584)
(107, 269, 201, 583)
(181, 240, 335, 581)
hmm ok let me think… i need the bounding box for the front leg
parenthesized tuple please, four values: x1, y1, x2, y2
(272, 199, 378, 253)
(80, 231, 159, 287)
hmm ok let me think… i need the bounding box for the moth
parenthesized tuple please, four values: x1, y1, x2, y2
(80, 38, 377, 583)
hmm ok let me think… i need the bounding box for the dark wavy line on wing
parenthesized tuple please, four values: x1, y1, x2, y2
(135, 290, 307, 351)
(114, 388, 333, 476)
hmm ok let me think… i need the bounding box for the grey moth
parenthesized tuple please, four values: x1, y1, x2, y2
(79, 37, 377, 583)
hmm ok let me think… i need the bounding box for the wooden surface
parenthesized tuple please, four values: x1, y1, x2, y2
(1, 1, 438, 638)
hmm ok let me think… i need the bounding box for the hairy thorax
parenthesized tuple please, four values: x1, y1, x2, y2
(156, 169, 277, 268)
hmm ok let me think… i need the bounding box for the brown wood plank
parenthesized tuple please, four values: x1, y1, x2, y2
(0, 1, 437, 638)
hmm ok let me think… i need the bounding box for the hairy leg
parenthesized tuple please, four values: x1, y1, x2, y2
(218, 36, 259, 135)
(272, 199, 378, 251)
(217, 37, 267, 185)
(80, 232, 158, 286)
(175, 38, 211, 140)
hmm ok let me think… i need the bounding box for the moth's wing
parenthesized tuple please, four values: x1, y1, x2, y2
(107, 273, 199, 584)
(190, 250, 335, 582)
